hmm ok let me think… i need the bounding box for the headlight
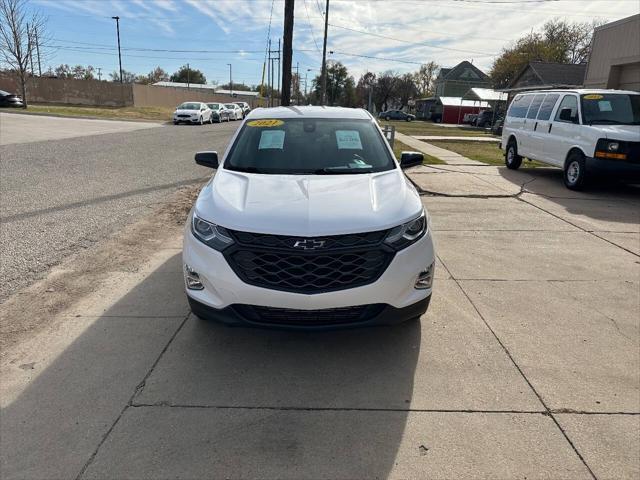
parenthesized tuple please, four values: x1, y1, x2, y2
(384, 211, 428, 250)
(607, 142, 619, 151)
(191, 212, 234, 251)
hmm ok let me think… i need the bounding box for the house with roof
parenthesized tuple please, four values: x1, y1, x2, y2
(503, 61, 587, 103)
(434, 61, 490, 97)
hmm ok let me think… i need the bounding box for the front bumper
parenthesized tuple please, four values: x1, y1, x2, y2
(188, 295, 430, 330)
(174, 116, 200, 123)
(183, 226, 435, 327)
(586, 156, 640, 180)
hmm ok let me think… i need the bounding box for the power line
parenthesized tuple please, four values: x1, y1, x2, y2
(303, 0, 322, 52)
(329, 50, 423, 65)
(328, 23, 496, 56)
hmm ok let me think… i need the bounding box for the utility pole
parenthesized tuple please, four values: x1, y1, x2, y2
(277, 38, 281, 103)
(227, 63, 233, 96)
(268, 40, 280, 107)
(280, 0, 294, 106)
(267, 39, 271, 107)
(111, 16, 123, 83)
(320, 0, 330, 105)
(294, 62, 299, 105)
(305, 68, 311, 97)
(34, 28, 42, 76)
(97, 67, 102, 81)
(186, 63, 190, 89)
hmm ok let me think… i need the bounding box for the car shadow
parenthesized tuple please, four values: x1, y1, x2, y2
(1, 253, 420, 479)
(497, 166, 640, 225)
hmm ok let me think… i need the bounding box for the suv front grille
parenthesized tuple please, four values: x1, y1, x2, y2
(234, 304, 385, 326)
(224, 229, 394, 294)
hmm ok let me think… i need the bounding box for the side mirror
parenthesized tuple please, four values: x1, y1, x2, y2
(400, 151, 423, 169)
(558, 107, 577, 123)
(195, 151, 218, 169)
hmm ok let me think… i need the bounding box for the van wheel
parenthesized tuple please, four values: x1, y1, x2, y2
(564, 151, 587, 190)
(505, 140, 522, 169)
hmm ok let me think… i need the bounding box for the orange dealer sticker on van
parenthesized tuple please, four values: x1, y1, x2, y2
(583, 94, 603, 100)
(246, 119, 284, 127)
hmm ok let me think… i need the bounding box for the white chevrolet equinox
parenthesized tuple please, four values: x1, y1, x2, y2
(183, 106, 435, 329)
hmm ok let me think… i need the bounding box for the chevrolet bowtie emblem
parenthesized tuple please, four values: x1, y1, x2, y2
(293, 239, 326, 250)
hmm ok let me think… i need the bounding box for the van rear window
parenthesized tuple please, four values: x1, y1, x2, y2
(508, 95, 533, 118)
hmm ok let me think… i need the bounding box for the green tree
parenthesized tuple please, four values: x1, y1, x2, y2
(490, 19, 603, 88)
(311, 61, 356, 106)
(220, 82, 252, 91)
(170, 65, 206, 84)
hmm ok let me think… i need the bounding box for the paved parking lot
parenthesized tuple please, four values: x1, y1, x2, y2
(1, 157, 639, 477)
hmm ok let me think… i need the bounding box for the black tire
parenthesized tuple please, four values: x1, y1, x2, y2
(406, 117, 413, 122)
(564, 151, 588, 190)
(209, 115, 214, 124)
(385, 116, 391, 121)
(173, 121, 178, 125)
(505, 139, 522, 170)
(198, 116, 203, 125)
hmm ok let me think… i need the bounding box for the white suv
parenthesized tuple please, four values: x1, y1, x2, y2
(501, 89, 640, 189)
(183, 106, 435, 329)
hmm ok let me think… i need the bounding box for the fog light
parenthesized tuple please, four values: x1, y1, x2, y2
(185, 264, 204, 290)
(415, 262, 435, 289)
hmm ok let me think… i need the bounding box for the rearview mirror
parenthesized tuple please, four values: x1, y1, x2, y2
(195, 151, 218, 169)
(400, 151, 423, 169)
(558, 107, 577, 123)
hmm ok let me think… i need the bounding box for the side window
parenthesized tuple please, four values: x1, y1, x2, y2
(526, 94, 546, 119)
(537, 94, 560, 120)
(555, 95, 579, 123)
(508, 95, 533, 118)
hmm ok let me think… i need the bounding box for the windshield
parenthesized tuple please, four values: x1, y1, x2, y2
(0, 89, 9, 96)
(225, 104, 236, 109)
(178, 103, 200, 110)
(224, 118, 396, 175)
(581, 94, 640, 125)
(207, 103, 220, 110)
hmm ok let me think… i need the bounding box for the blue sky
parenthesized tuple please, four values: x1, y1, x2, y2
(25, 0, 640, 87)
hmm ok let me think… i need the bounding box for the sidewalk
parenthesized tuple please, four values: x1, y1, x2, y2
(412, 135, 499, 142)
(395, 132, 484, 165)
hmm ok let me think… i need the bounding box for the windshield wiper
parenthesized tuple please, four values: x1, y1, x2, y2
(313, 167, 373, 175)
(588, 119, 627, 125)
(227, 166, 268, 174)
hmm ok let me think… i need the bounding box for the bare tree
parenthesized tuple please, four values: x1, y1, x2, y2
(414, 61, 439, 97)
(0, 0, 47, 107)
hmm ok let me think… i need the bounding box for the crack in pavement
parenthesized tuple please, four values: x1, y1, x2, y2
(435, 254, 600, 480)
(74, 312, 191, 480)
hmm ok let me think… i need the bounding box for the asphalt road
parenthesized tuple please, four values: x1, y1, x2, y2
(0, 114, 238, 301)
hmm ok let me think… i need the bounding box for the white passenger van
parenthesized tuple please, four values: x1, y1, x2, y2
(501, 89, 640, 190)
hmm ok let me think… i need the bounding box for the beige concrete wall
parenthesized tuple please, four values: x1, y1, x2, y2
(0, 74, 133, 106)
(584, 14, 640, 91)
(131, 84, 259, 109)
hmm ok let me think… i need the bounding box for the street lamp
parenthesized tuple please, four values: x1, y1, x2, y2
(111, 16, 123, 83)
(227, 63, 232, 96)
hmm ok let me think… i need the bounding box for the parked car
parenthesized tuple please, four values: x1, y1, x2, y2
(183, 106, 435, 329)
(474, 110, 495, 128)
(378, 110, 415, 122)
(207, 103, 230, 123)
(0, 89, 24, 108)
(225, 103, 244, 120)
(501, 89, 640, 190)
(491, 116, 504, 136)
(173, 102, 212, 125)
(462, 113, 478, 124)
(234, 101, 251, 116)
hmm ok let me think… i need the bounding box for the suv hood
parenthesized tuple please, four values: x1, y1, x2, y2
(194, 168, 423, 236)
(175, 109, 199, 115)
(596, 124, 640, 141)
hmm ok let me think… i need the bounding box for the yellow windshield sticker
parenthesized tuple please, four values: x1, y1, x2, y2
(583, 94, 603, 100)
(246, 119, 284, 127)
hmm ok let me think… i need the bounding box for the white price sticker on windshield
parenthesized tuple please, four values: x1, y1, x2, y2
(335, 130, 363, 150)
(258, 130, 285, 150)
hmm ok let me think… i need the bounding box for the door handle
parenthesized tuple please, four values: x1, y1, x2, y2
(534, 121, 538, 131)
(548, 123, 553, 133)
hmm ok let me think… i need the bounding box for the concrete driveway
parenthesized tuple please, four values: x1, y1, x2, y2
(0, 112, 160, 145)
(1, 164, 638, 479)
